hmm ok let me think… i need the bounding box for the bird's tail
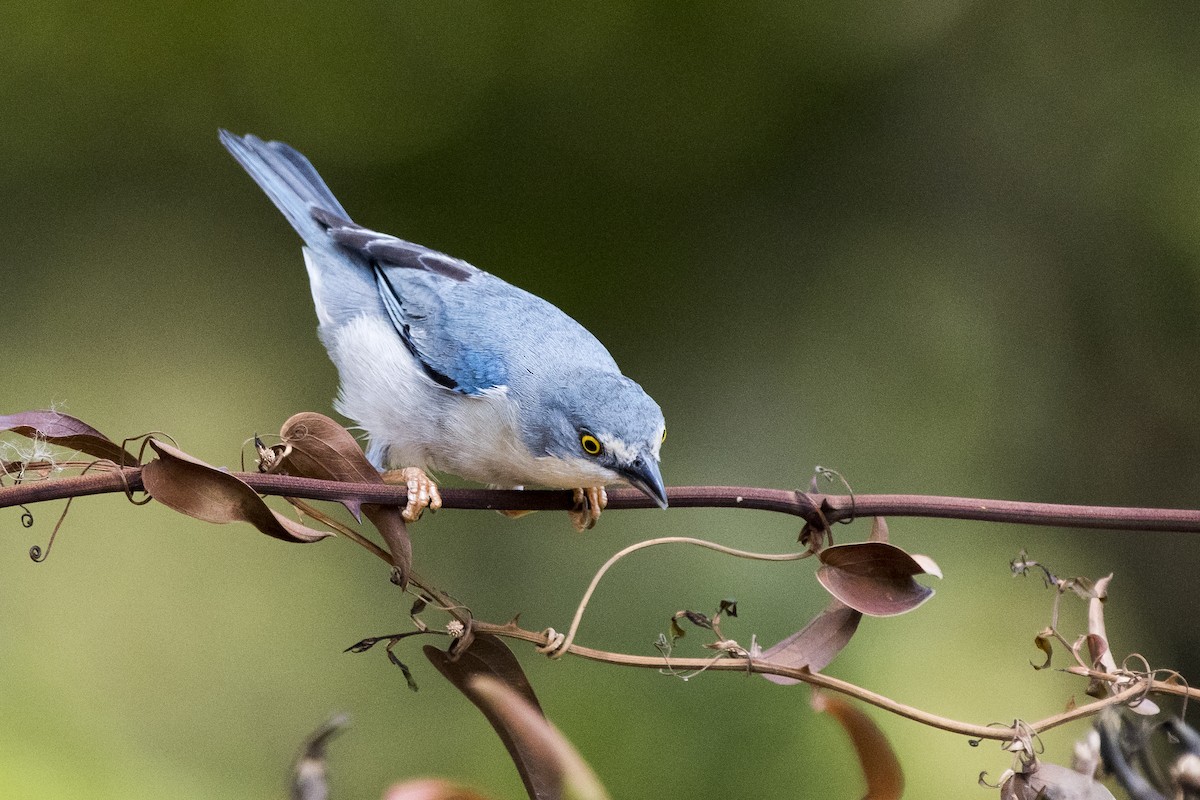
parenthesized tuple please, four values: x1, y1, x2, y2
(219, 130, 352, 245)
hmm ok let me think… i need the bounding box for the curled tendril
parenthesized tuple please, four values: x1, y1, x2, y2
(120, 471, 153, 506)
(1001, 719, 1043, 768)
(28, 496, 73, 563)
(19, 504, 33, 528)
(812, 465, 855, 525)
(128, 431, 176, 466)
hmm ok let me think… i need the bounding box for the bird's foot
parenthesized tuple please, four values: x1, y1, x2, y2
(380, 467, 443, 522)
(569, 486, 608, 532)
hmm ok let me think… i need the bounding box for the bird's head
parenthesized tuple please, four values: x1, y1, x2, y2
(532, 371, 668, 508)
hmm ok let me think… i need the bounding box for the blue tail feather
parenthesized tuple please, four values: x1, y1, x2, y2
(218, 130, 350, 244)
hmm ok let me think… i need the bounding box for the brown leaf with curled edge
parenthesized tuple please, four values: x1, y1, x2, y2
(276, 413, 411, 579)
(142, 439, 331, 543)
(0, 409, 139, 465)
(816, 541, 939, 617)
(468, 676, 610, 800)
(424, 635, 555, 799)
(277, 413, 380, 518)
(1000, 762, 1116, 799)
(1032, 631, 1054, 670)
(383, 780, 495, 800)
(760, 600, 862, 685)
(425, 635, 609, 800)
(812, 691, 904, 800)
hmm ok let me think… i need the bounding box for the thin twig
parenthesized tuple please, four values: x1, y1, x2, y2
(470, 620, 1197, 741)
(543, 536, 808, 657)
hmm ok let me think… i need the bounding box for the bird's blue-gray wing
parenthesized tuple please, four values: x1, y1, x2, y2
(220, 130, 613, 397)
(313, 208, 512, 395)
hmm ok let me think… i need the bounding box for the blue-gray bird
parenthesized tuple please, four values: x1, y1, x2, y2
(220, 131, 667, 529)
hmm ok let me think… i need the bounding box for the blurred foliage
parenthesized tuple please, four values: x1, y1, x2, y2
(3, 2, 1200, 798)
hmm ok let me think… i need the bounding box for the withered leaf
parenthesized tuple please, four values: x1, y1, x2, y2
(466, 676, 609, 800)
(344, 637, 382, 654)
(426, 635, 581, 800)
(1032, 632, 1054, 670)
(1086, 574, 1117, 673)
(1084, 634, 1108, 670)
(387, 649, 420, 692)
(142, 439, 331, 543)
(0, 409, 139, 465)
(816, 541, 939, 617)
(812, 692, 904, 800)
(1000, 762, 1116, 799)
(276, 412, 411, 579)
(383, 779, 496, 800)
(869, 516, 889, 542)
(761, 599, 862, 684)
(276, 413, 378, 518)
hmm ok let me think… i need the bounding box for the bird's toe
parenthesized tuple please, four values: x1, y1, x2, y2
(381, 467, 441, 522)
(569, 486, 607, 531)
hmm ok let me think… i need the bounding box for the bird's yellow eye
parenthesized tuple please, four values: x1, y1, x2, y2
(580, 433, 602, 456)
(661, 429, 667, 445)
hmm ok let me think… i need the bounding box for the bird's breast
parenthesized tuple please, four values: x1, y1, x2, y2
(326, 315, 615, 488)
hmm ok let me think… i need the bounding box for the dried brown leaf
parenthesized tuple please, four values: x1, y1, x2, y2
(277, 413, 379, 515)
(277, 413, 412, 578)
(469, 676, 610, 800)
(909, 553, 942, 579)
(1032, 631, 1054, 670)
(761, 600, 862, 685)
(816, 541, 938, 617)
(0, 409, 139, 465)
(142, 439, 331, 543)
(1086, 574, 1117, 673)
(811, 692, 904, 800)
(425, 634, 609, 800)
(868, 516, 889, 542)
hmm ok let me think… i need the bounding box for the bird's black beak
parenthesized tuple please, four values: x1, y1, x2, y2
(621, 454, 669, 509)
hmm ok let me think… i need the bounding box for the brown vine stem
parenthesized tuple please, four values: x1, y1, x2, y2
(3, 468, 1200, 533)
(469, 621, 1199, 741)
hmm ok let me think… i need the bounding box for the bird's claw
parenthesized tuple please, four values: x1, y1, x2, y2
(381, 467, 443, 522)
(569, 486, 607, 532)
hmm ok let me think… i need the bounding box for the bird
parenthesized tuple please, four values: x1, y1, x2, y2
(219, 131, 667, 530)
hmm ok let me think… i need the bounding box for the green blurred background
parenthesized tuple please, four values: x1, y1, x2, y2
(3, 3, 1199, 797)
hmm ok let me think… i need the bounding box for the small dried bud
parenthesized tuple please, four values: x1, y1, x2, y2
(446, 620, 465, 638)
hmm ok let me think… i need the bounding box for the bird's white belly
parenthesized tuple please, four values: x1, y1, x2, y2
(324, 315, 616, 488)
